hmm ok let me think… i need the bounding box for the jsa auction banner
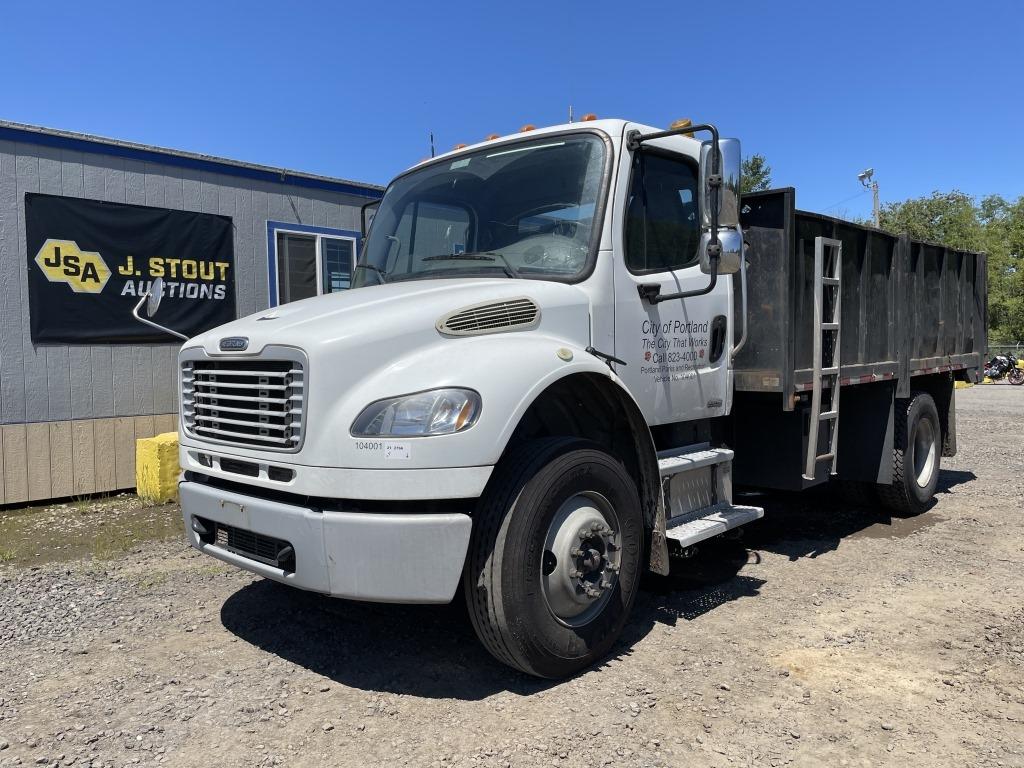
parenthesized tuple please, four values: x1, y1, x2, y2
(25, 193, 236, 343)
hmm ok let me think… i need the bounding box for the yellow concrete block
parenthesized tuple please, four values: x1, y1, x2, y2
(954, 380, 974, 389)
(136, 432, 180, 503)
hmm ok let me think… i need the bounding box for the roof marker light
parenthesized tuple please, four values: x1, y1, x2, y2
(519, 124, 536, 132)
(581, 113, 597, 122)
(486, 133, 500, 140)
(669, 118, 694, 133)
(453, 143, 468, 150)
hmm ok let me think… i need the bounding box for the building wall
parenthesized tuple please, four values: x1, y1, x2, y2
(0, 134, 379, 505)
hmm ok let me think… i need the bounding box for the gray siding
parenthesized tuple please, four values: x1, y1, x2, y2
(0, 140, 372, 425)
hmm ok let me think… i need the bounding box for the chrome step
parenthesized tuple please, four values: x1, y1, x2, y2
(657, 446, 733, 478)
(664, 503, 764, 548)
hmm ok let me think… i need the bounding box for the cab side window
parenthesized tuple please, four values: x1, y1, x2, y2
(624, 151, 700, 273)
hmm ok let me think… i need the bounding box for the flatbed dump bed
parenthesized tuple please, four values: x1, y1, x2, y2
(736, 188, 986, 405)
(730, 188, 986, 490)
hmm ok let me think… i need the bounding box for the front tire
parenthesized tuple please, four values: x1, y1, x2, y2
(877, 392, 941, 516)
(464, 438, 644, 678)
(1008, 368, 1024, 385)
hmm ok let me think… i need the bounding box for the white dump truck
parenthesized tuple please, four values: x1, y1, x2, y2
(154, 118, 986, 678)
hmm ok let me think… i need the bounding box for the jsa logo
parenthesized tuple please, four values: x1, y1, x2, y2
(34, 239, 112, 294)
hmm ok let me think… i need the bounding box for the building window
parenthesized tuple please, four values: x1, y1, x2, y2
(267, 222, 360, 306)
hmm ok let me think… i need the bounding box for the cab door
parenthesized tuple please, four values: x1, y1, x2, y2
(610, 131, 732, 425)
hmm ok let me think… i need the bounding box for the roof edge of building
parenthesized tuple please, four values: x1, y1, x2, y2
(0, 119, 384, 199)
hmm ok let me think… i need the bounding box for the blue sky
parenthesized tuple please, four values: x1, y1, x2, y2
(3, 0, 1021, 219)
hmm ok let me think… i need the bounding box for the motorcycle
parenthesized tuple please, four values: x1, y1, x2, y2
(984, 352, 1024, 385)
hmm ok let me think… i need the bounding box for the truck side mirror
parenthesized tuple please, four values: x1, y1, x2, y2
(699, 138, 741, 229)
(699, 229, 742, 275)
(146, 277, 165, 317)
(698, 138, 742, 275)
(130, 276, 188, 340)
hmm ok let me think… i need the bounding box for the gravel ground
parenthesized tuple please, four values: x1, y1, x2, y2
(0, 385, 1022, 768)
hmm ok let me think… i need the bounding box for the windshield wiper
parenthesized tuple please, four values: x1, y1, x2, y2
(421, 252, 496, 262)
(421, 251, 520, 279)
(354, 263, 388, 283)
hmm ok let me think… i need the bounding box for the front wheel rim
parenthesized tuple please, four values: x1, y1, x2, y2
(541, 491, 621, 628)
(912, 417, 938, 488)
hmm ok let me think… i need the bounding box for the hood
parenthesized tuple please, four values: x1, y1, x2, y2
(186, 278, 592, 358)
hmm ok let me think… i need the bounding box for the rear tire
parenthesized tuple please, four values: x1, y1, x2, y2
(463, 437, 643, 678)
(876, 392, 941, 517)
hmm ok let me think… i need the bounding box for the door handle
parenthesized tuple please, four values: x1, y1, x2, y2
(709, 315, 728, 363)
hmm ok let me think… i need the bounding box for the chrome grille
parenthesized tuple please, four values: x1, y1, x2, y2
(181, 357, 305, 451)
(437, 297, 540, 336)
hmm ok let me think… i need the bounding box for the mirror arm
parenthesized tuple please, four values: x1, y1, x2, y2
(360, 197, 382, 237)
(131, 294, 188, 341)
(637, 259, 719, 304)
(629, 123, 723, 305)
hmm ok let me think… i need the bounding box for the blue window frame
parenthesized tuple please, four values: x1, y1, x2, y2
(266, 221, 361, 307)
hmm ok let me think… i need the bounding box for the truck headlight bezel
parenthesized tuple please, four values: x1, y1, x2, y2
(350, 388, 482, 437)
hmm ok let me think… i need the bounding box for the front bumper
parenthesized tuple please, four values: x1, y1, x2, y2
(178, 442, 493, 500)
(179, 480, 472, 603)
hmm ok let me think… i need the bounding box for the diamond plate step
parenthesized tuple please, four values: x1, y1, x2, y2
(664, 503, 764, 548)
(657, 446, 733, 478)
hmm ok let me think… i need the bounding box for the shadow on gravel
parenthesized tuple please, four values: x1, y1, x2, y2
(219, 538, 761, 697)
(219, 468, 976, 695)
(633, 537, 765, 627)
(740, 467, 976, 561)
(220, 579, 556, 700)
(936, 469, 977, 493)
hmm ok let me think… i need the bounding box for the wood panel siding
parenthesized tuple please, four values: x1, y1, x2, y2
(0, 414, 178, 506)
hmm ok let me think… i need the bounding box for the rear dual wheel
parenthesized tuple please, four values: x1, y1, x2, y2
(877, 392, 941, 517)
(463, 438, 643, 678)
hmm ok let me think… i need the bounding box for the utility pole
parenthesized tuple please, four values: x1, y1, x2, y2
(858, 168, 880, 227)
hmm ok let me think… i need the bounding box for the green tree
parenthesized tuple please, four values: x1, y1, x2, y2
(878, 190, 1024, 342)
(978, 195, 1024, 342)
(741, 154, 772, 194)
(878, 190, 982, 251)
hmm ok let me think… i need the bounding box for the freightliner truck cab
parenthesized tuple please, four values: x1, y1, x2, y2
(173, 119, 780, 677)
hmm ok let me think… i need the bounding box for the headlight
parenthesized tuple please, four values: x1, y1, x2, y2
(351, 388, 481, 437)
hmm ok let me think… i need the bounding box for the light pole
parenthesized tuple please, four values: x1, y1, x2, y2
(858, 168, 880, 228)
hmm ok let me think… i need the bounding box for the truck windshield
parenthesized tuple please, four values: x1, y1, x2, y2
(355, 134, 606, 285)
